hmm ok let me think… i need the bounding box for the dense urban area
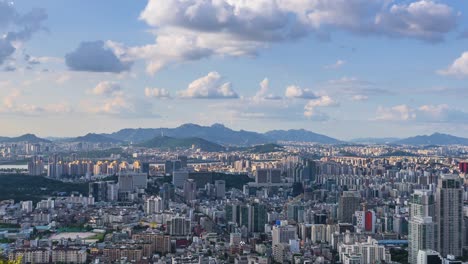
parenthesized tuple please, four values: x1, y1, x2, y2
(0, 125, 467, 264)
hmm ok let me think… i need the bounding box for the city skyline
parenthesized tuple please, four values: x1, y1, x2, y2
(1, 0, 468, 139)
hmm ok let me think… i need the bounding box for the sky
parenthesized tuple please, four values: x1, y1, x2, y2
(1, 0, 468, 140)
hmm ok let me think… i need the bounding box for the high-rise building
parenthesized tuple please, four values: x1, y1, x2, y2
(338, 191, 361, 223)
(168, 216, 191, 236)
(436, 175, 464, 258)
(417, 249, 442, 264)
(160, 183, 175, 209)
(165, 160, 183, 174)
(214, 180, 226, 199)
(248, 203, 267, 233)
(28, 156, 44, 176)
(183, 179, 197, 202)
(355, 210, 376, 233)
(172, 170, 189, 188)
(118, 173, 148, 192)
(255, 169, 282, 184)
(89, 182, 108, 202)
(287, 203, 304, 223)
(272, 225, 297, 246)
(409, 190, 436, 264)
(145, 196, 163, 214)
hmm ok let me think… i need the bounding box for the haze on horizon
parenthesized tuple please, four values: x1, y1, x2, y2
(1, 0, 468, 140)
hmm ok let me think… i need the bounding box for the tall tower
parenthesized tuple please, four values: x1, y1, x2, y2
(408, 190, 436, 264)
(436, 174, 464, 258)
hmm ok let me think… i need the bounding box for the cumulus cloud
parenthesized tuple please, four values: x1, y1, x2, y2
(65, 41, 133, 73)
(129, 0, 458, 73)
(90, 81, 121, 96)
(178, 72, 239, 99)
(438, 51, 468, 77)
(0, 2, 47, 66)
(303, 96, 338, 120)
(374, 0, 457, 42)
(252, 78, 281, 101)
(145, 87, 171, 99)
(285, 85, 319, 99)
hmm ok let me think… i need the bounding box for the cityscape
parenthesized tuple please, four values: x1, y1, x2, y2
(1, 0, 468, 264)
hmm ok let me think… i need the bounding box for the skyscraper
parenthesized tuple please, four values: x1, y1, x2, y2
(337, 191, 361, 223)
(436, 175, 464, 258)
(183, 179, 197, 202)
(408, 189, 436, 264)
(248, 203, 267, 233)
(214, 180, 226, 199)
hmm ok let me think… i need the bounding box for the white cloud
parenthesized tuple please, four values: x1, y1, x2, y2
(325, 59, 346, 69)
(130, 0, 458, 74)
(376, 104, 468, 123)
(253, 78, 281, 101)
(376, 104, 416, 121)
(303, 95, 338, 119)
(285, 85, 318, 99)
(145, 87, 171, 99)
(1, 89, 72, 115)
(305, 96, 339, 108)
(90, 81, 121, 96)
(178, 72, 239, 99)
(438, 51, 468, 77)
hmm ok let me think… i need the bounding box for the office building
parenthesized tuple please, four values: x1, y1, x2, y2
(338, 191, 361, 223)
(172, 170, 189, 188)
(409, 190, 436, 264)
(272, 225, 297, 246)
(436, 175, 464, 258)
(183, 179, 197, 202)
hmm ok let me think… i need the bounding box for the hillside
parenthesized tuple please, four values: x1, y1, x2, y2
(264, 129, 341, 144)
(67, 133, 122, 143)
(105, 123, 267, 146)
(137, 136, 225, 152)
(0, 134, 51, 143)
(394, 133, 468, 146)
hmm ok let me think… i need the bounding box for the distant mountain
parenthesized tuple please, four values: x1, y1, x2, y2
(351, 137, 400, 144)
(0, 134, 51, 143)
(105, 124, 343, 146)
(394, 133, 468, 146)
(105, 123, 268, 146)
(264, 129, 341, 144)
(67, 133, 122, 144)
(137, 136, 225, 152)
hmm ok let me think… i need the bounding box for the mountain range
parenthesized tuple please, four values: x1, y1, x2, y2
(2, 125, 468, 147)
(101, 123, 342, 145)
(0, 134, 51, 144)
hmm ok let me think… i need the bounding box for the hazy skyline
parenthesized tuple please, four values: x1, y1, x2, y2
(1, 0, 468, 139)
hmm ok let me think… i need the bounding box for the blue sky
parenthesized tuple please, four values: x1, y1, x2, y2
(1, 0, 468, 140)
